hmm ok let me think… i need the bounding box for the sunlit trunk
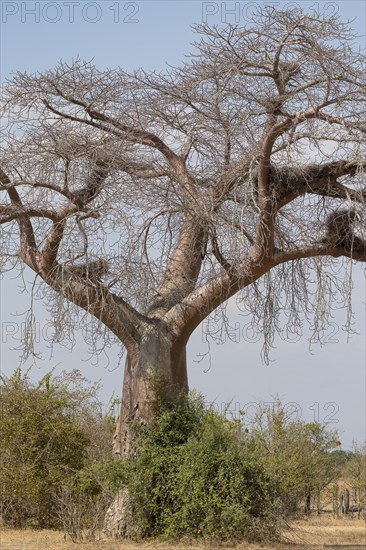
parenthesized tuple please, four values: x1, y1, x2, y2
(112, 325, 188, 457)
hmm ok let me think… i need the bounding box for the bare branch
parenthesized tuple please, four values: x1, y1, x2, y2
(0, 166, 39, 269)
(1, 7, 365, 368)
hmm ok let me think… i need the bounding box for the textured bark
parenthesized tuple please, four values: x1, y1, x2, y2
(112, 324, 188, 457)
(107, 326, 188, 538)
(103, 488, 138, 538)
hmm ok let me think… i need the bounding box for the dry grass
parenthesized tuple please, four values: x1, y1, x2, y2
(285, 514, 366, 547)
(0, 515, 365, 550)
(0, 529, 272, 550)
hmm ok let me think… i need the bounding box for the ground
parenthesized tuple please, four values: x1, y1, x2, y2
(0, 516, 365, 550)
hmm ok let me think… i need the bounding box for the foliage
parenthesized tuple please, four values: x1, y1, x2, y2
(0, 369, 360, 540)
(344, 443, 366, 510)
(122, 398, 312, 537)
(0, 368, 114, 528)
(122, 393, 277, 540)
(248, 401, 344, 514)
(113, 395, 351, 540)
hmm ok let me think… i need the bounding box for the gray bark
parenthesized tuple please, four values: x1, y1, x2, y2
(103, 488, 138, 538)
(113, 323, 188, 457)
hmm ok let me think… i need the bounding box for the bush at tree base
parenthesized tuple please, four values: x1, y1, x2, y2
(119, 393, 280, 540)
(0, 370, 351, 540)
(104, 395, 347, 539)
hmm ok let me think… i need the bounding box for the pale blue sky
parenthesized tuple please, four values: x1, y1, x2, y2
(1, 1, 365, 448)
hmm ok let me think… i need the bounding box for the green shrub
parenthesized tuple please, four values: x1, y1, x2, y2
(113, 395, 344, 540)
(0, 368, 110, 528)
(0, 369, 345, 540)
(123, 393, 279, 540)
(248, 401, 343, 515)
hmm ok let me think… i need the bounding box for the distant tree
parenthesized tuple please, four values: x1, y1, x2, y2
(1, 7, 365, 456)
(248, 402, 343, 515)
(344, 443, 366, 516)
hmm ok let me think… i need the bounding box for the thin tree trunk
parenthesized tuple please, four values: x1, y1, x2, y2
(304, 491, 311, 515)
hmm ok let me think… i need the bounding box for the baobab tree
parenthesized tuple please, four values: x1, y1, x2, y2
(1, 8, 365, 456)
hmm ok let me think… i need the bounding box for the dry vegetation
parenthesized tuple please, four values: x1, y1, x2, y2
(286, 515, 366, 547)
(1, 516, 365, 550)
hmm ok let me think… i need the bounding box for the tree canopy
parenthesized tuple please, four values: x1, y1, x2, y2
(1, 7, 365, 453)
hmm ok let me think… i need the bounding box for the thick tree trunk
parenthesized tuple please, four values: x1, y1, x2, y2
(112, 324, 188, 457)
(105, 325, 188, 537)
